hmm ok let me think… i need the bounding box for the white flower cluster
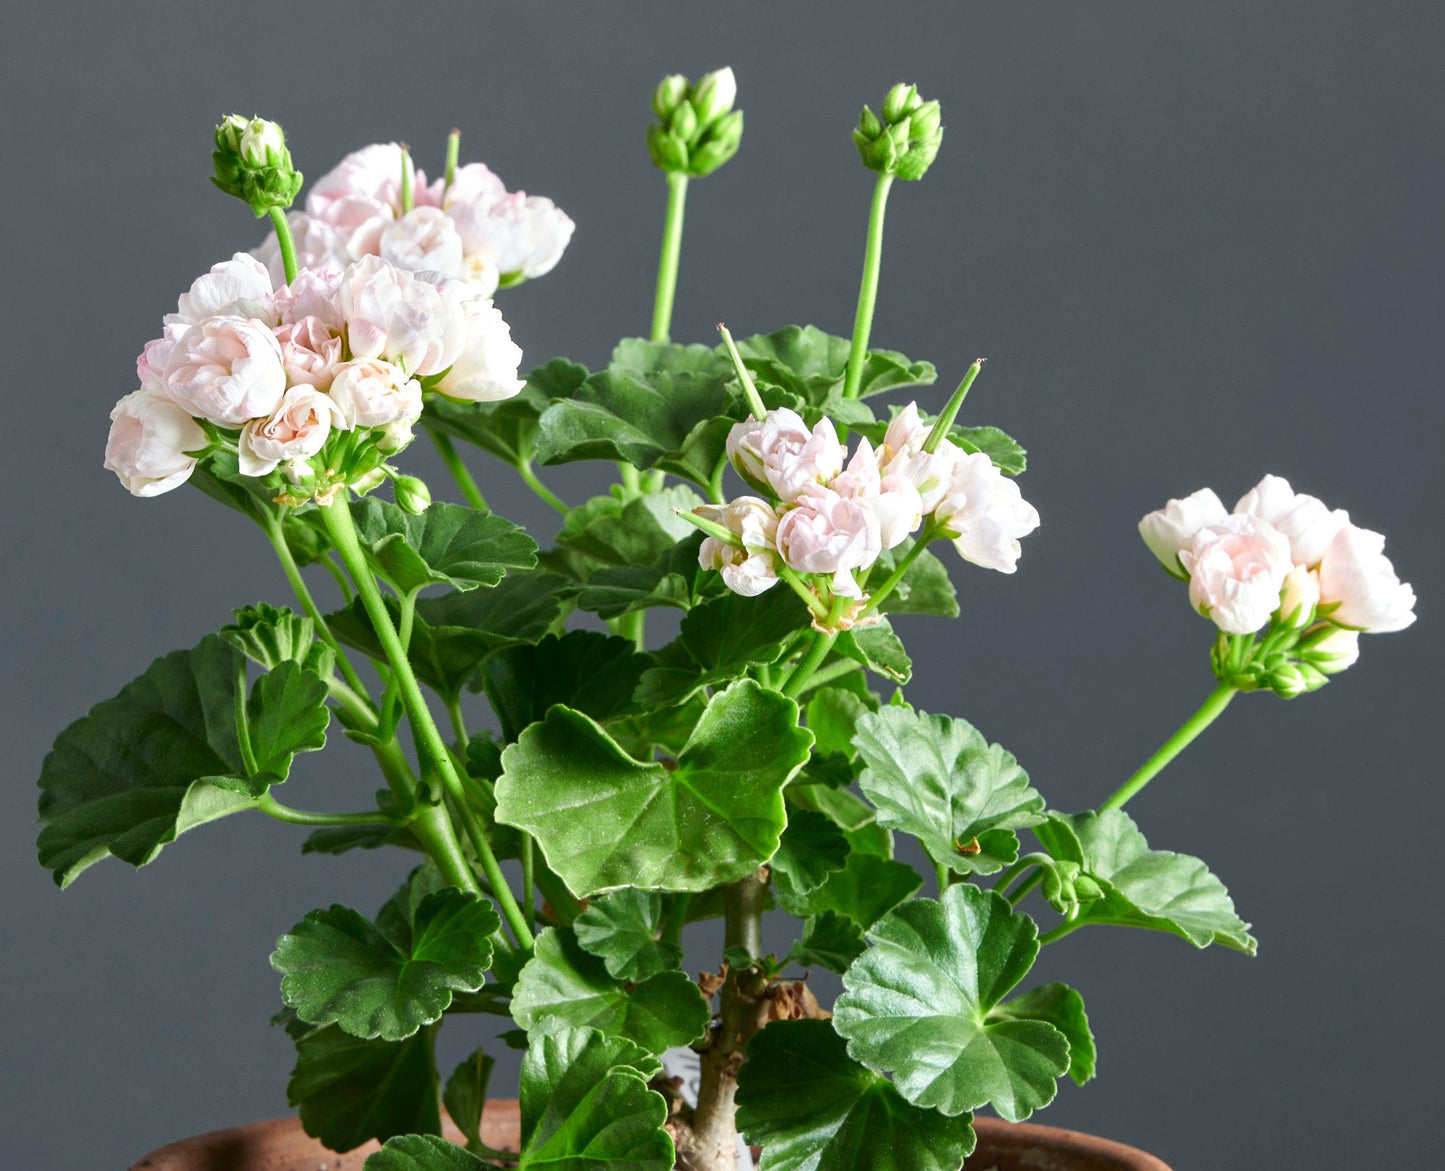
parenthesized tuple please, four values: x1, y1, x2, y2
(104, 252, 525, 498)
(699, 404, 1040, 605)
(253, 143, 575, 295)
(1140, 475, 1416, 667)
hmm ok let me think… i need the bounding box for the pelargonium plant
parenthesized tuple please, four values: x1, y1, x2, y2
(49, 73, 1414, 1171)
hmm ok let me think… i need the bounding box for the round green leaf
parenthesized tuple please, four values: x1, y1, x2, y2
(833, 883, 1069, 1121)
(365, 1134, 487, 1171)
(990, 982, 1096, 1086)
(349, 497, 538, 593)
(496, 680, 813, 895)
(573, 889, 684, 983)
(273, 888, 501, 1041)
(737, 1019, 976, 1171)
(511, 928, 708, 1053)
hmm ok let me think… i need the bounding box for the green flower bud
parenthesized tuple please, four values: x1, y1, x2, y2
(652, 74, 688, 120)
(1072, 874, 1104, 903)
(394, 475, 432, 516)
(670, 99, 699, 143)
(646, 123, 690, 173)
(1269, 661, 1308, 699)
(855, 85, 943, 181)
(1298, 663, 1331, 692)
(211, 114, 302, 217)
(690, 110, 743, 177)
(350, 467, 388, 496)
(691, 66, 737, 127)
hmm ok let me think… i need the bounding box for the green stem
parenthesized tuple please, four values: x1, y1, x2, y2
(724, 872, 766, 957)
(444, 129, 460, 194)
(445, 694, 471, 754)
(521, 837, 536, 935)
(860, 526, 937, 617)
(660, 893, 691, 947)
(256, 792, 400, 827)
(991, 852, 1052, 893)
(234, 661, 259, 777)
(517, 460, 569, 514)
(842, 173, 895, 400)
(707, 459, 727, 506)
(430, 430, 489, 511)
(923, 361, 984, 452)
(651, 171, 689, 342)
(617, 610, 646, 652)
(264, 515, 369, 703)
(1100, 684, 1238, 811)
(533, 865, 582, 926)
(1007, 870, 1044, 908)
(400, 144, 414, 213)
(319, 554, 354, 602)
(267, 206, 299, 284)
(718, 324, 768, 420)
(320, 495, 534, 947)
(781, 630, 838, 699)
(1038, 920, 1084, 947)
(934, 859, 951, 894)
(776, 565, 828, 619)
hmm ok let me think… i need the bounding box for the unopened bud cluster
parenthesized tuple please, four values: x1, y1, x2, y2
(647, 68, 744, 178)
(854, 83, 944, 181)
(212, 115, 303, 217)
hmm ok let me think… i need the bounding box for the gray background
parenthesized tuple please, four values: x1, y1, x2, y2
(2, 1, 1441, 1166)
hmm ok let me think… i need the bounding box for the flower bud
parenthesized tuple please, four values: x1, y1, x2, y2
(883, 83, 920, 123)
(212, 114, 303, 217)
(670, 100, 699, 143)
(652, 74, 688, 119)
(691, 67, 738, 126)
(858, 106, 884, 140)
(350, 467, 388, 495)
(1269, 662, 1308, 699)
(394, 475, 432, 515)
(855, 85, 943, 181)
(646, 123, 690, 173)
(1276, 565, 1321, 629)
(374, 418, 416, 455)
(1298, 625, 1361, 675)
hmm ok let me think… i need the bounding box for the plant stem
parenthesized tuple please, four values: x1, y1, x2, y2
(991, 852, 1052, 893)
(660, 893, 691, 947)
(516, 460, 568, 514)
(934, 858, 951, 894)
(320, 495, 534, 947)
(256, 793, 399, 827)
(319, 554, 354, 602)
(790, 656, 860, 697)
(781, 630, 837, 699)
(1007, 870, 1044, 908)
(860, 527, 936, 618)
(445, 694, 470, 754)
(842, 173, 895, 400)
(267, 206, 299, 284)
(444, 129, 460, 194)
(430, 430, 489, 511)
(1038, 920, 1084, 947)
(1100, 683, 1238, 811)
(521, 836, 536, 935)
(923, 361, 984, 452)
(651, 171, 689, 342)
(263, 515, 369, 704)
(533, 865, 582, 927)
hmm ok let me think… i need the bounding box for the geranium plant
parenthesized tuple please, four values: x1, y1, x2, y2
(46, 73, 1415, 1171)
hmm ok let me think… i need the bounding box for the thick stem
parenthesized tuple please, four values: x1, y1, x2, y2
(256, 793, 399, 827)
(781, 630, 837, 698)
(267, 206, 299, 284)
(841, 174, 895, 400)
(517, 460, 569, 514)
(1101, 684, 1238, 810)
(320, 495, 534, 947)
(860, 526, 937, 618)
(651, 171, 689, 342)
(430, 430, 489, 511)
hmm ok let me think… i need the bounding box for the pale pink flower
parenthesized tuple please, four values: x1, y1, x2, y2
(274, 316, 344, 390)
(272, 269, 344, 331)
(165, 253, 275, 333)
(380, 207, 464, 279)
(1233, 474, 1349, 568)
(830, 438, 923, 550)
(1138, 488, 1228, 578)
(104, 389, 207, 497)
(307, 142, 417, 224)
(935, 452, 1040, 574)
(328, 358, 424, 429)
(253, 213, 349, 287)
(449, 192, 575, 281)
(431, 289, 526, 402)
(726, 408, 844, 503)
(442, 163, 507, 210)
(164, 315, 287, 425)
(135, 337, 176, 390)
(775, 485, 882, 597)
(877, 403, 964, 514)
(697, 496, 781, 596)
(1317, 524, 1417, 633)
(337, 256, 466, 377)
(1276, 565, 1321, 628)
(1179, 515, 1294, 635)
(238, 386, 346, 477)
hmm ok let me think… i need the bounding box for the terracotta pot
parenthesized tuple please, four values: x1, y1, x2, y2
(131, 1102, 1171, 1171)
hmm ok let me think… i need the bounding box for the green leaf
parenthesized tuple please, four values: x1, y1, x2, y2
(480, 631, 651, 741)
(36, 635, 329, 885)
(833, 884, 1070, 1121)
(512, 929, 709, 1052)
(576, 534, 712, 619)
(990, 983, 1096, 1086)
(837, 620, 911, 684)
(534, 352, 741, 486)
(365, 1135, 487, 1171)
(558, 485, 704, 567)
(853, 707, 1046, 877)
(788, 911, 867, 974)
(515, 1026, 674, 1169)
(497, 680, 813, 896)
(273, 888, 502, 1041)
(425, 358, 586, 465)
(1033, 810, 1256, 954)
(737, 1019, 976, 1171)
(730, 325, 937, 404)
(349, 498, 538, 593)
(573, 889, 683, 982)
(869, 543, 959, 618)
(286, 1019, 441, 1153)
(774, 850, 921, 929)
(221, 602, 332, 674)
(770, 808, 851, 895)
(635, 588, 813, 707)
(613, 337, 732, 377)
(806, 687, 872, 759)
(952, 424, 1027, 476)
(444, 1047, 495, 1155)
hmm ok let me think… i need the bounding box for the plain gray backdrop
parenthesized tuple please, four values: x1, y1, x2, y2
(3, 2, 1441, 1166)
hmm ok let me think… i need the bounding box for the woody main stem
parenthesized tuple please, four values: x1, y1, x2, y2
(321, 495, 535, 948)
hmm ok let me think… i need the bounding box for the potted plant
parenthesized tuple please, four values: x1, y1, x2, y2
(45, 71, 1414, 1171)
